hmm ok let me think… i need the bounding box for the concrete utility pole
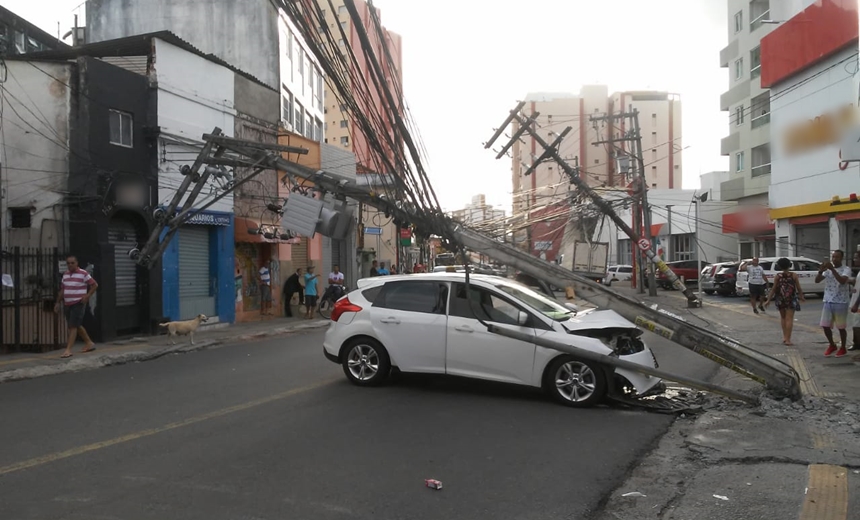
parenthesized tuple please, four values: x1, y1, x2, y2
(591, 109, 657, 296)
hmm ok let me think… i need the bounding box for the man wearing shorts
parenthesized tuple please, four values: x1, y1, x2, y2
(815, 250, 852, 357)
(744, 257, 768, 314)
(55, 255, 98, 358)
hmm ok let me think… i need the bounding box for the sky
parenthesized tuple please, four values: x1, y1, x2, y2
(8, 0, 730, 214)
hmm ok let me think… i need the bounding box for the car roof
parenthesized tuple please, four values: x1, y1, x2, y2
(357, 272, 523, 288)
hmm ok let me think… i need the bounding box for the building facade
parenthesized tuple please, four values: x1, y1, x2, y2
(278, 11, 325, 143)
(718, 0, 777, 256)
(316, 0, 404, 271)
(0, 5, 67, 55)
(510, 87, 683, 260)
(762, 0, 860, 259)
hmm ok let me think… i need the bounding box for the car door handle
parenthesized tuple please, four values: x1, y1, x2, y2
(455, 325, 474, 333)
(379, 317, 401, 324)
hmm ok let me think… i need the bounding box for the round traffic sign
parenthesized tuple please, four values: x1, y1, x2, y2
(637, 239, 651, 251)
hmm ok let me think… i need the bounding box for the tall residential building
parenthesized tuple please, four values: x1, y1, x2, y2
(316, 0, 405, 269)
(510, 87, 682, 261)
(717, 0, 777, 257)
(451, 195, 506, 226)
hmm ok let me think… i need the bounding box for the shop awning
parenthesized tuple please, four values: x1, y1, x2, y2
(722, 207, 775, 234)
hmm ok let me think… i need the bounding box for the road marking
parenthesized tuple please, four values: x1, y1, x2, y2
(786, 349, 821, 397)
(811, 431, 837, 449)
(0, 378, 338, 476)
(800, 464, 848, 520)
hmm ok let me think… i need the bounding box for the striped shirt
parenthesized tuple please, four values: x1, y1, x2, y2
(62, 269, 96, 306)
(259, 267, 271, 286)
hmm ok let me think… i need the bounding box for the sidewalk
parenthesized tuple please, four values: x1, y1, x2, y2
(595, 285, 860, 520)
(0, 315, 330, 384)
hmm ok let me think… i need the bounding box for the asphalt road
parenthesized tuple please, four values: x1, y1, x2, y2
(0, 326, 716, 520)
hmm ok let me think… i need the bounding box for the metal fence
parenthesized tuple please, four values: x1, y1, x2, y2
(1, 248, 65, 353)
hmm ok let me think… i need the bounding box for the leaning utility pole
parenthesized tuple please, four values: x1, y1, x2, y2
(591, 109, 658, 297)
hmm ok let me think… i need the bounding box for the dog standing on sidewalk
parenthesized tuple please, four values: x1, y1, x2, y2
(159, 314, 208, 345)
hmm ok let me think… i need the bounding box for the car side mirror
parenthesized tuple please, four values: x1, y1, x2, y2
(517, 311, 529, 326)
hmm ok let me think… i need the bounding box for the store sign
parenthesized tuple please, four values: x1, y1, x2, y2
(534, 241, 553, 251)
(184, 212, 231, 226)
(782, 103, 856, 156)
(722, 208, 775, 234)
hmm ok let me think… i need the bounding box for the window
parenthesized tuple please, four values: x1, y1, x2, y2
(651, 166, 657, 177)
(341, 21, 347, 31)
(282, 94, 293, 124)
(735, 58, 744, 80)
(295, 103, 304, 135)
(450, 284, 525, 325)
(651, 113, 657, 127)
(338, 5, 347, 16)
(340, 119, 348, 128)
(751, 92, 770, 129)
(9, 207, 31, 228)
(314, 119, 323, 142)
(305, 114, 313, 139)
(736, 151, 745, 172)
(651, 132, 657, 145)
(594, 159, 599, 164)
(316, 73, 323, 110)
(751, 143, 771, 177)
(340, 135, 349, 146)
(750, 46, 761, 78)
(373, 281, 447, 314)
(672, 234, 696, 261)
(652, 149, 657, 162)
(734, 11, 743, 33)
(339, 103, 348, 112)
(735, 105, 744, 125)
(617, 239, 632, 266)
(109, 109, 133, 147)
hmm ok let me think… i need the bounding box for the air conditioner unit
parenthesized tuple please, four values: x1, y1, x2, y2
(281, 119, 294, 132)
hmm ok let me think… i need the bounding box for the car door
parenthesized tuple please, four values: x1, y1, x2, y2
(370, 280, 449, 373)
(445, 282, 537, 385)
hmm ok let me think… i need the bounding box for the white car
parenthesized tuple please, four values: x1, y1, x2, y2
(735, 256, 824, 296)
(603, 265, 633, 286)
(322, 273, 662, 407)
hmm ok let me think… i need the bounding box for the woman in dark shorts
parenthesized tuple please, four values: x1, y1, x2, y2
(765, 257, 805, 345)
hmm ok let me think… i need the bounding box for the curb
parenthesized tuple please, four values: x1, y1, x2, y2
(0, 320, 331, 385)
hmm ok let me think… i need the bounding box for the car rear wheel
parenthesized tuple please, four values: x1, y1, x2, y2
(342, 338, 391, 386)
(544, 356, 607, 408)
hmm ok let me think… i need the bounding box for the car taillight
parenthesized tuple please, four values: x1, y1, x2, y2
(331, 297, 362, 322)
(726, 273, 735, 278)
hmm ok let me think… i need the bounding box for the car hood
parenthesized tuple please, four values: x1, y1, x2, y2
(561, 309, 639, 333)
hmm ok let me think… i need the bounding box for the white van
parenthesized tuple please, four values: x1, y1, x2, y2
(735, 257, 824, 296)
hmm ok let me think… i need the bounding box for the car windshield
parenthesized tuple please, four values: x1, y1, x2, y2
(493, 282, 572, 321)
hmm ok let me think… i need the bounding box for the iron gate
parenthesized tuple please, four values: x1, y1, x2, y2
(1, 248, 64, 353)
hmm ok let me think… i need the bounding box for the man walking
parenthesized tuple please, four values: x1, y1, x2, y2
(744, 257, 769, 314)
(55, 255, 98, 359)
(849, 250, 860, 352)
(282, 268, 304, 317)
(815, 250, 852, 357)
(259, 262, 273, 316)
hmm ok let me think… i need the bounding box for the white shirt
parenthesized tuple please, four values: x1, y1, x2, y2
(329, 272, 344, 284)
(850, 272, 860, 308)
(822, 265, 852, 304)
(259, 267, 270, 286)
(747, 265, 766, 285)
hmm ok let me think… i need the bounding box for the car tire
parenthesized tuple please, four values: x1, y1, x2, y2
(704, 290, 715, 295)
(341, 338, 391, 387)
(544, 356, 607, 408)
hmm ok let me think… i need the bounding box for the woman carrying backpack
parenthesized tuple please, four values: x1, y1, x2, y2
(764, 257, 805, 345)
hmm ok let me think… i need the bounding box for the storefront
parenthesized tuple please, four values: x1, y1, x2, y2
(162, 211, 235, 324)
(721, 206, 776, 259)
(762, 2, 860, 258)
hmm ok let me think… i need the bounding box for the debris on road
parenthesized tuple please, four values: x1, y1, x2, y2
(713, 494, 729, 501)
(425, 479, 443, 490)
(621, 492, 646, 498)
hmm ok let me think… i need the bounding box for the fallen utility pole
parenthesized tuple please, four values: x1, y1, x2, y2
(182, 129, 799, 401)
(591, 109, 658, 296)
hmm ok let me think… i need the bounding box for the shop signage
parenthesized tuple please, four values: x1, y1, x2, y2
(782, 103, 855, 156)
(722, 207, 775, 234)
(184, 212, 231, 226)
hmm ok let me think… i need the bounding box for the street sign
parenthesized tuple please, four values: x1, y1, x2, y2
(637, 239, 651, 251)
(364, 227, 383, 235)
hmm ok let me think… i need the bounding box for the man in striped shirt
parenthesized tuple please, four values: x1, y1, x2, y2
(54, 255, 98, 358)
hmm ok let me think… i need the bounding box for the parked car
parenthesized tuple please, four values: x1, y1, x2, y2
(654, 260, 706, 289)
(735, 257, 825, 296)
(603, 265, 634, 286)
(700, 262, 734, 295)
(712, 263, 741, 296)
(323, 273, 662, 407)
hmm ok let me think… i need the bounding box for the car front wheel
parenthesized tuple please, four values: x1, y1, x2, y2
(341, 338, 391, 386)
(544, 356, 607, 407)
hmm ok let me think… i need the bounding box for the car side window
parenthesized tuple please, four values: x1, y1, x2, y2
(449, 283, 522, 326)
(362, 286, 382, 303)
(619, 266, 633, 273)
(759, 262, 773, 270)
(795, 261, 818, 272)
(373, 281, 447, 314)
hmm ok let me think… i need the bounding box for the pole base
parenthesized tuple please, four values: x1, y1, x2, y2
(687, 299, 702, 309)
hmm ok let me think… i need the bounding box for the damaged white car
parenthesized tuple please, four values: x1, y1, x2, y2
(322, 273, 662, 407)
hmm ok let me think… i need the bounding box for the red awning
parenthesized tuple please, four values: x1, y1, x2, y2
(722, 207, 775, 234)
(789, 215, 829, 226)
(651, 223, 664, 236)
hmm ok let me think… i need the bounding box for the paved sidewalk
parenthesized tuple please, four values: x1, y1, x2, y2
(0, 315, 330, 384)
(595, 285, 860, 520)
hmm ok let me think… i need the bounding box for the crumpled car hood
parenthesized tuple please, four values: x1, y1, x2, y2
(562, 309, 639, 333)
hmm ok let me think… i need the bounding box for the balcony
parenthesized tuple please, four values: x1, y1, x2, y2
(751, 163, 771, 177)
(751, 10, 770, 32)
(719, 39, 739, 68)
(750, 92, 770, 130)
(721, 132, 741, 156)
(750, 0, 770, 32)
(751, 112, 770, 129)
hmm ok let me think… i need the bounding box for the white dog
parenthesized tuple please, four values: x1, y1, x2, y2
(159, 314, 209, 345)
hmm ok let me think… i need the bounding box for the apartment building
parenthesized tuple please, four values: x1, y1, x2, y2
(279, 12, 326, 142)
(510, 87, 682, 260)
(718, 0, 777, 258)
(451, 195, 506, 226)
(316, 0, 405, 269)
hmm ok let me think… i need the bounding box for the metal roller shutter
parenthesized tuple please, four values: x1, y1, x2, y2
(795, 223, 829, 260)
(331, 239, 343, 271)
(108, 220, 139, 308)
(292, 237, 309, 272)
(178, 227, 215, 319)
